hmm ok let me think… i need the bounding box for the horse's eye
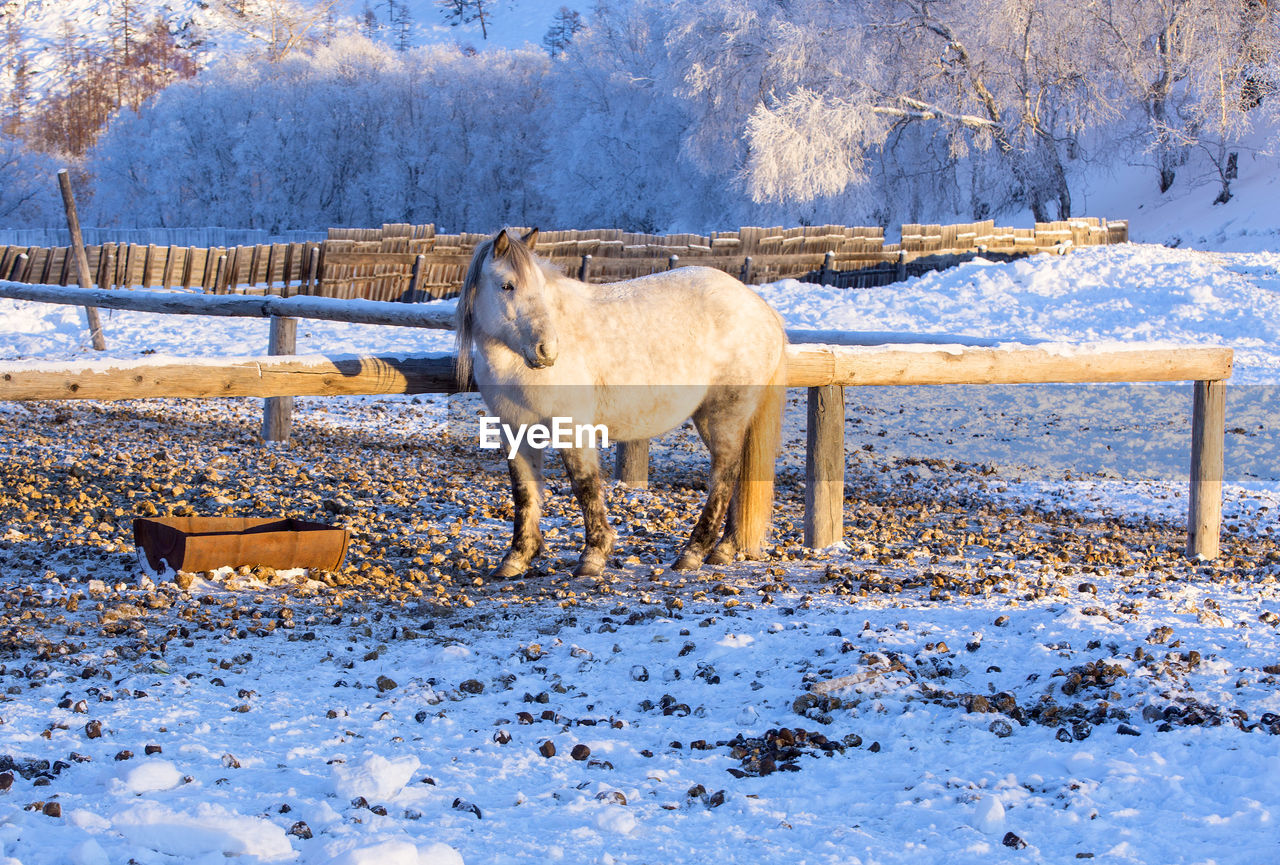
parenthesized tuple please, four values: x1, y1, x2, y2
(501, 281, 516, 292)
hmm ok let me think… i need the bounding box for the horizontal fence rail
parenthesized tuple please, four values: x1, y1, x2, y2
(0, 281, 456, 329)
(0, 217, 1129, 301)
(0, 345, 1233, 400)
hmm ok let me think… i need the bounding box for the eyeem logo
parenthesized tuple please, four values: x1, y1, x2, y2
(479, 416, 611, 459)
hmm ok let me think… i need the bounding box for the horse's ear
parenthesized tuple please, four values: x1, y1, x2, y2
(492, 229, 510, 258)
(522, 227, 539, 249)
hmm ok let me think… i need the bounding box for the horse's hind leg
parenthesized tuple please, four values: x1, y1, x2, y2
(559, 446, 616, 577)
(706, 495, 739, 565)
(492, 445, 544, 579)
(672, 408, 748, 571)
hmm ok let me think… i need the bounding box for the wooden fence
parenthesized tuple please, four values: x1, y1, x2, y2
(0, 277, 1229, 561)
(0, 217, 1128, 301)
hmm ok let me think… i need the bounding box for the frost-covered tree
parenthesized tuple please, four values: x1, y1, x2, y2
(438, 0, 494, 40)
(87, 36, 555, 231)
(1092, 0, 1280, 200)
(3, 17, 29, 136)
(215, 0, 338, 61)
(668, 0, 1108, 221)
(542, 7, 583, 58)
(0, 132, 59, 223)
(390, 0, 414, 52)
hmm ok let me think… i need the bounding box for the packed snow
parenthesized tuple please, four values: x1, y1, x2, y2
(0, 243, 1277, 864)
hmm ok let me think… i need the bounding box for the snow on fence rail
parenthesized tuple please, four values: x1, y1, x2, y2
(0, 217, 1129, 301)
(0, 279, 1230, 561)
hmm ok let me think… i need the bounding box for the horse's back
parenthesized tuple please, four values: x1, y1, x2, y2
(589, 267, 784, 345)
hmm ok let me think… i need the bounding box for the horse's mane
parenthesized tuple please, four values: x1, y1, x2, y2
(455, 230, 548, 389)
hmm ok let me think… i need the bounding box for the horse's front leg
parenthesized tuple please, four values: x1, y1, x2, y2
(558, 446, 616, 577)
(492, 444, 544, 579)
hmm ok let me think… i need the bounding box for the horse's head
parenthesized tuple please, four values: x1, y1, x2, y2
(456, 227, 559, 386)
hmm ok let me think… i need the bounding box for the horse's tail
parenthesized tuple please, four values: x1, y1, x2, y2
(735, 348, 787, 558)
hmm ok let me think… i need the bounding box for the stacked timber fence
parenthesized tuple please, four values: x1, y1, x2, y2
(0, 217, 1128, 300)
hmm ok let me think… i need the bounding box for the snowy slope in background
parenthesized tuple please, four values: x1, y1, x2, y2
(337, 0, 578, 52)
(1075, 132, 1280, 253)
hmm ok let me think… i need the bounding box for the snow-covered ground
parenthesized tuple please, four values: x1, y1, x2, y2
(0, 243, 1279, 864)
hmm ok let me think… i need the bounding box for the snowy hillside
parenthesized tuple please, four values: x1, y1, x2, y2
(1, 0, 576, 102)
(337, 0, 581, 52)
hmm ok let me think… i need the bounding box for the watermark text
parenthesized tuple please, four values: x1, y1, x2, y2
(479, 416, 610, 459)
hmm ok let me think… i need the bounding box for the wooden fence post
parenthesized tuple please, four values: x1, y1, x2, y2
(741, 256, 754, 284)
(804, 384, 845, 548)
(614, 440, 650, 488)
(1187, 379, 1225, 559)
(820, 251, 835, 285)
(262, 316, 297, 442)
(579, 254, 592, 282)
(407, 253, 426, 300)
(7, 253, 27, 281)
(56, 169, 106, 351)
(896, 250, 908, 282)
(668, 254, 679, 270)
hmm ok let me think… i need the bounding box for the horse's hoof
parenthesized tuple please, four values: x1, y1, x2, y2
(490, 561, 527, 579)
(706, 546, 736, 566)
(573, 552, 607, 578)
(573, 560, 604, 578)
(671, 551, 703, 571)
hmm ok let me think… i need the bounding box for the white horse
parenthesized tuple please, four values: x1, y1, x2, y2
(456, 228, 787, 578)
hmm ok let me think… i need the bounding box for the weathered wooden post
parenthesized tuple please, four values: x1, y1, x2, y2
(668, 254, 679, 271)
(740, 256, 754, 284)
(262, 316, 297, 442)
(407, 254, 426, 301)
(615, 441, 650, 488)
(804, 384, 845, 548)
(896, 250, 908, 282)
(820, 251, 835, 285)
(56, 169, 106, 351)
(1187, 379, 1226, 559)
(579, 254, 593, 282)
(7, 253, 28, 281)
(305, 246, 321, 295)
(212, 254, 227, 296)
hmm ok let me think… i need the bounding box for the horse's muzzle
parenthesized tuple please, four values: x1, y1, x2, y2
(525, 341, 558, 369)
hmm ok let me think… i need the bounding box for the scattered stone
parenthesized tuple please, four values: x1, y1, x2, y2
(570, 744, 591, 761)
(1003, 831, 1027, 850)
(988, 719, 1013, 738)
(459, 679, 484, 694)
(539, 741, 556, 758)
(288, 821, 312, 839)
(452, 798, 482, 819)
(376, 676, 398, 693)
(84, 720, 102, 739)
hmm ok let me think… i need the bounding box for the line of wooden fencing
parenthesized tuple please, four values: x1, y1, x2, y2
(0, 277, 1228, 562)
(0, 217, 1128, 301)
